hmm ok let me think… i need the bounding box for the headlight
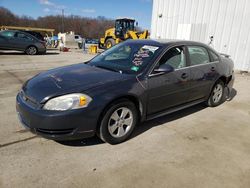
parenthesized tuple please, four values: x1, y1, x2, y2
(43, 93, 92, 111)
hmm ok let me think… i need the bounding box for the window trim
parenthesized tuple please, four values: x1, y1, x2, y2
(148, 44, 188, 77)
(208, 49, 220, 62)
(16, 32, 33, 41)
(0, 30, 16, 38)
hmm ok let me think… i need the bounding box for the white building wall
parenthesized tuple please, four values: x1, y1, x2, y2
(151, 0, 250, 71)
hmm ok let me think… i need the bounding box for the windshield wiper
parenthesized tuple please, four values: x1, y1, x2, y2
(94, 65, 122, 73)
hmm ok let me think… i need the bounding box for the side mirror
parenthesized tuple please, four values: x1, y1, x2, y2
(154, 64, 174, 74)
(136, 22, 138, 27)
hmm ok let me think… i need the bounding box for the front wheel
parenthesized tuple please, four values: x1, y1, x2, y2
(25, 46, 37, 55)
(98, 100, 138, 144)
(206, 80, 225, 107)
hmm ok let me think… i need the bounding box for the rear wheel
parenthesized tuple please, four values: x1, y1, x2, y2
(207, 80, 225, 107)
(98, 100, 138, 144)
(25, 46, 37, 55)
(105, 38, 115, 49)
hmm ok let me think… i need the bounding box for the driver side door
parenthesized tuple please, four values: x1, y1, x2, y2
(146, 45, 191, 115)
(0, 30, 16, 49)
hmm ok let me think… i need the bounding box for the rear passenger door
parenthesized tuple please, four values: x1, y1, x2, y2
(187, 46, 219, 102)
(13, 32, 34, 50)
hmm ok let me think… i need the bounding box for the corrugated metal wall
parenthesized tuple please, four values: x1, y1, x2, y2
(151, 0, 250, 71)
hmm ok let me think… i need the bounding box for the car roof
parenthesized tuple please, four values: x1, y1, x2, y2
(128, 39, 207, 46)
(1, 29, 38, 39)
(125, 39, 214, 50)
(116, 17, 135, 21)
(152, 39, 210, 47)
(1, 29, 30, 35)
(1, 29, 18, 32)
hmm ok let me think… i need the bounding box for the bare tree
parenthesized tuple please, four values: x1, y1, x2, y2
(0, 7, 114, 38)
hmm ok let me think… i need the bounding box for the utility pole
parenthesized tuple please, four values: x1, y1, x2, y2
(61, 9, 64, 33)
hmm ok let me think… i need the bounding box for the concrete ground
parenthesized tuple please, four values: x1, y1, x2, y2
(0, 49, 250, 188)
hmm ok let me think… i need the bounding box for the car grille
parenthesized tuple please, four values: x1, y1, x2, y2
(36, 128, 74, 135)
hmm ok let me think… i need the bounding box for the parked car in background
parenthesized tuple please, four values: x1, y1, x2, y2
(16, 39, 234, 144)
(74, 35, 83, 43)
(0, 30, 46, 55)
(74, 35, 83, 48)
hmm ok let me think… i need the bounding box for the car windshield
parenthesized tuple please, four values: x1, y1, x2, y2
(88, 42, 162, 74)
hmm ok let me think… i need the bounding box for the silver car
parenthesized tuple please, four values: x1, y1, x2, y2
(0, 30, 46, 55)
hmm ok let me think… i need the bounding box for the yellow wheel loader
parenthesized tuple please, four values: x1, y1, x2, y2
(99, 18, 149, 49)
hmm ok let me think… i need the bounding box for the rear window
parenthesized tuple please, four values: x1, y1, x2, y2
(16, 33, 33, 41)
(209, 50, 219, 62)
(188, 46, 210, 66)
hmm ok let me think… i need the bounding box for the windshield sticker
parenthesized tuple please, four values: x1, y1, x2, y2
(135, 50, 150, 58)
(131, 45, 159, 67)
(141, 45, 159, 53)
(131, 66, 140, 72)
(132, 57, 143, 66)
(132, 49, 150, 65)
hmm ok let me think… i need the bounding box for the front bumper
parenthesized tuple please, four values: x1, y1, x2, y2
(16, 93, 98, 140)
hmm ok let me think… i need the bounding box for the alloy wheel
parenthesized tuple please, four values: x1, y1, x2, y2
(212, 84, 223, 103)
(108, 107, 133, 138)
(27, 46, 37, 55)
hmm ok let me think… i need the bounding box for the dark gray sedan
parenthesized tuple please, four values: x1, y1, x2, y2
(16, 39, 234, 144)
(0, 30, 46, 55)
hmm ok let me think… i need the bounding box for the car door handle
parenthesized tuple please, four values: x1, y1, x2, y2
(181, 73, 188, 79)
(211, 67, 216, 71)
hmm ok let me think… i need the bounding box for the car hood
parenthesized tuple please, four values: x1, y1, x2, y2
(22, 63, 130, 103)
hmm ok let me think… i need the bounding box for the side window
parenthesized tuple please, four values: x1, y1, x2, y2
(16, 33, 32, 41)
(188, 46, 210, 66)
(209, 50, 219, 62)
(158, 46, 186, 69)
(0, 31, 15, 38)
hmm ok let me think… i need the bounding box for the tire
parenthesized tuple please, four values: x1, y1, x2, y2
(98, 99, 138, 144)
(206, 80, 225, 107)
(105, 38, 115, 49)
(98, 42, 105, 49)
(25, 46, 38, 55)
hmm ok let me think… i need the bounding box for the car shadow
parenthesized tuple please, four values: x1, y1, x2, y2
(131, 104, 207, 139)
(226, 88, 237, 101)
(132, 88, 237, 140)
(56, 88, 237, 147)
(55, 136, 104, 147)
(0, 51, 26, 55)
(0, 51, 59, 55)
(46, 48, 58, 51)
(41, 52, 60, 55)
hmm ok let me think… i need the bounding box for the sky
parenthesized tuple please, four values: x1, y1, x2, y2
(0, 0, 153, 29)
